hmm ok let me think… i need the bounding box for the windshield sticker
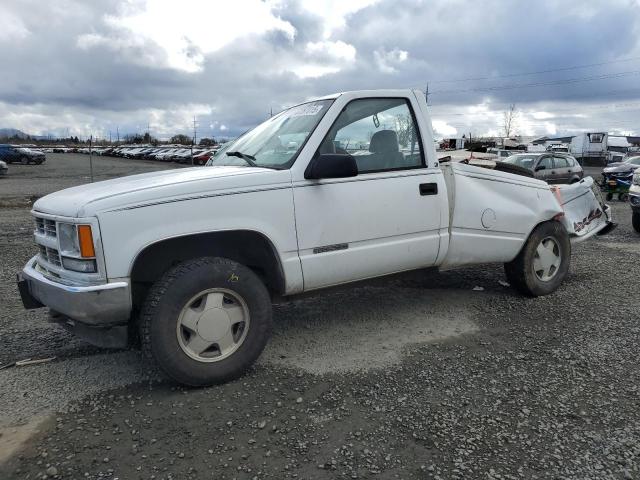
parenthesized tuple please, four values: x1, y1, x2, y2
(289, 103, 324, 117)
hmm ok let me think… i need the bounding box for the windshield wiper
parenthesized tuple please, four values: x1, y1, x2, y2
(226, 151, 258, 167)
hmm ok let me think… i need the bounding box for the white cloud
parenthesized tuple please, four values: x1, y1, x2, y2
(0, 5, 29, 42)
(298, 0, 381, 38)
(532, 111, 555, 120)
(292, 65, 341, 79)
(305, 40, 356, 61)
(431, 120, 457, 137)
(93, 0, 297, 72)
(374, 47, 408, 73)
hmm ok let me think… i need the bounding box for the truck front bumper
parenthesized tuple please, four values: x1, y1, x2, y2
(17, 256, 131, 347)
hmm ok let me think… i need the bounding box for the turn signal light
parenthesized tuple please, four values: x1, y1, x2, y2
(77, 225, 95, 258)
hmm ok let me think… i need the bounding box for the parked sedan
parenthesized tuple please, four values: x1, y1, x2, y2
(501, 153, 583, 184)
(603, 156, 640, 176)
(0, 145, 46, 165)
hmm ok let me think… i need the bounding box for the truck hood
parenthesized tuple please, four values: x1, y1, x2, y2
(33, 166, 291, 217)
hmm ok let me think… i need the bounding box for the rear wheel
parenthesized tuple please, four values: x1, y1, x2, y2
(504, 221, 571, 297)
(606, 192, 613, 201)
(633, 211, 640, 233)
(20, 156, 29, 165)
(619, 193, 629, 202)
(140, 257, 272, 386)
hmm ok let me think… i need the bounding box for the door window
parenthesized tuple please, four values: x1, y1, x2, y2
(537, 156, 553, 170)
(317, 98, 424, 173)
(553, 156, 569, 168)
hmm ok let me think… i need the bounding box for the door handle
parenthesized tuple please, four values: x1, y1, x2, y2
(419, 183, 438, 196)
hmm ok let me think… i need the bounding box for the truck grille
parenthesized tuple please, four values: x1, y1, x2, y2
(35, 217, 57, 237)
(39, 244, 62, 267)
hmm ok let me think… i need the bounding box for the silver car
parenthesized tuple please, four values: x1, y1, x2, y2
(502, 153, 584, 184)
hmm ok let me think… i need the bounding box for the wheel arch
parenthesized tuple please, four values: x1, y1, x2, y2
(129, 230, 286, 307)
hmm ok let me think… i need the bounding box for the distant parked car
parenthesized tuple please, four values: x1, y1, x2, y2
(502, 153, 584, 184)
(0, 145, 46, 164)
(486, 148, 513, 159)
(0, 159, 7, 176)
(603, 156, 640, 176)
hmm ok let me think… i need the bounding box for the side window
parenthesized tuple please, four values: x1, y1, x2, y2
(554, 156, 569, 168)
(317, 98, 424, 173)
(538, 156, 553, 169)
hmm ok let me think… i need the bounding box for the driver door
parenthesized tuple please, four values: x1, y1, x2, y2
(292, 96, 444, 291)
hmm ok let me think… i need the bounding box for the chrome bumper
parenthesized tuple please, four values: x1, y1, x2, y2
(18, 255, 131, 326)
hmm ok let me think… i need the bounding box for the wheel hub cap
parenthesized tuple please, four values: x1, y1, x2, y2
(196, 308, 231, 342)
(533, 237, 561, 282)
(176, 289, 249, 363)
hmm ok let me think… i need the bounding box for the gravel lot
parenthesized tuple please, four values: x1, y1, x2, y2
(0, 155, 639, 479)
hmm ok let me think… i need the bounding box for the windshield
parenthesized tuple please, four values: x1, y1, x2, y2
(625, 156, 640, 165)
(503, 154, 540, 169)
(207, 99, 333, 169)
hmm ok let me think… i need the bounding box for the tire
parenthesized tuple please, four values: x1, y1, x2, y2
(504, 221, 571, 297)
(606, 192, 613, 201)
(633, 211, 640, 233)
(570, 177, 580, 184)
(492, 161, 535, 178)
(619, 193, 629, 202)
(140, 257, 272, 386)
(20, 156, 29, 165)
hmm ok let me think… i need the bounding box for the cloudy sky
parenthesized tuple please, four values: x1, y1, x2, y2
(1, 0, 640, 141)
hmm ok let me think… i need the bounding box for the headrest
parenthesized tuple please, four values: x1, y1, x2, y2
(370, 130, 399, 153)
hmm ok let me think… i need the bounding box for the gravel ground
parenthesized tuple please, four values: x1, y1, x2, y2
(0, 158, 639, 479)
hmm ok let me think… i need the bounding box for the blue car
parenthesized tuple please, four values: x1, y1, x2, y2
(0, 144, 46, 164)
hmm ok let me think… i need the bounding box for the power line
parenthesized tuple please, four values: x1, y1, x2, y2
(431, 70, 640, 95)
(429, 56, 640, 84)
(428, 87, 640, 111)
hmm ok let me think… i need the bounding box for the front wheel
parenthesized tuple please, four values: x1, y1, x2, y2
(140, 257, 272, 386)
(633, 211, 640, 233)
(504, 221, 571, 297)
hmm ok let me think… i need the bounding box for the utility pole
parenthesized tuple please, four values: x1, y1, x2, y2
(89, 135, 94, 183)
(425, 83, 430, 105)
(116, 127, 120, 145)
(192, 116, 198, 166)
(270, 107, 273, 118)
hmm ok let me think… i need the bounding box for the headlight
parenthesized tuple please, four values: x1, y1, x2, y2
(58, 222, 96, 266)
(58, 223, 80, 256)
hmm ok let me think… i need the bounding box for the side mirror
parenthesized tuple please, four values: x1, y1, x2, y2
(305, 153, 358, 180)
(535, 164, 546, 171)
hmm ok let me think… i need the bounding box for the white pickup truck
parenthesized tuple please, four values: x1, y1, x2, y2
(18, 89, 614, 386)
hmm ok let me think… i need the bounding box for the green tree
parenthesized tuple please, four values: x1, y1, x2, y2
(170, 134, 193, 145)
